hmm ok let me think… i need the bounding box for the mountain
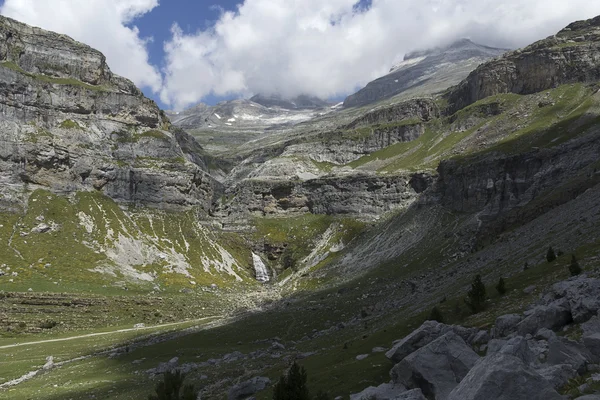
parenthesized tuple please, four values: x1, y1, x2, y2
(343, 38, 508, 108)
(3, 13, 600, 400)
(250, 93, 331, 109)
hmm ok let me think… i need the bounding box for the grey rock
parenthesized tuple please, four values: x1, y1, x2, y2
(575, 396, 600, 400)
(536, 364, 578, 389)
(447, 353, 562, 400)
(228, 377, 270, 400)
(372, 347, 388, 353)
(486, 339, 508, 354)
(524, 285, 537, 294)
(393, 389, 427, 400)
(535, 328, 557, 341)
(386, 321, 478, 363)
(498, 336, 535, 364)
(356, 354, 369, 361)
(447, 17, 600, 113)
(494, 314, 522, 338)
(470, 330, 490, 345)
(391, 332, 480, 400)
(516, 299, 572, 336)
(349, 382, 406, 400)
(583, 316, 600, 361)
(547, 336, 592, 373)
(551, 277, 600, 323)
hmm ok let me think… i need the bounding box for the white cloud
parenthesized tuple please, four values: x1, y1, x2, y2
(0, 0, 162, 92)
(160, 0, 600, 110)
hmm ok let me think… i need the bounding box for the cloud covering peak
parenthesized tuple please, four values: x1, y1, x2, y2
(3, 0, 600, 110)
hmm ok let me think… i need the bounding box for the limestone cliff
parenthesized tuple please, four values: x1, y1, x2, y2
(0, 15, 219, 211)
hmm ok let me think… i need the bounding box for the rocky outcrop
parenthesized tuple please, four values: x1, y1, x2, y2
(344, 39, 507, 108)
(390, 332, 480, 400)
(438, 131, 600, 221)
(0, 15, 219, 211)
(345, 98, 439, 129)
(219, 172, 432, 220)
(228, 376, 270, 400)
(447, 353, 562, 400)
(446, 16, 600, 113)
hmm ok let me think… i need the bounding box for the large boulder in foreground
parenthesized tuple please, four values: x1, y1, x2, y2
(549, 276, 600, 323)
(386, 321, 478, 364)
(391, 332, 479, 400)
(582, 314, 600, 361)
(447, 353, 562, 400)
(516, 299, 572, 336)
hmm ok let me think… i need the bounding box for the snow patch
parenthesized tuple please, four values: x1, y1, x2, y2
(214, 113, 221, 119)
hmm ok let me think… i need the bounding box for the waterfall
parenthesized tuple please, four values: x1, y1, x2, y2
(252, 253, 270, 282)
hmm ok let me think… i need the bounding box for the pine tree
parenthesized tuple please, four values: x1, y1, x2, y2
(495, 277, 506, 295)
(465, 275, 487, 314)
(547, 246, 557, 263)
(569, 254, 582, 276)
(148, 370, 198, 400)
(429, 306, 444, 323)
(272, 362, 311, 400)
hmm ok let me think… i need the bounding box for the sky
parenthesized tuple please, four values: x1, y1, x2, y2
(2, 1, 600, 111)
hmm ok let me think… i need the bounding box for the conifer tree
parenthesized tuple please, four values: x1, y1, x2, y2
(569, 254, 582, 276)
(495, 277, 506, 295)
(465, 275, 487, 314)
(547, 246, 557, 262)
(272, 362, 310, 400)
(429, 306, 444, 323)
(148, 370, 198, 400)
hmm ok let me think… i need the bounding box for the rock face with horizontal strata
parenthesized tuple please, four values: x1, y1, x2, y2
(446, 16, 600, 113)
(0, 15, 219, 211)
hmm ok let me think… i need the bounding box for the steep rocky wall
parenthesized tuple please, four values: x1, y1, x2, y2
(438, 130, 600, 221)
(283, 122, 426, 165)
(446, 16, 600, 113)
(219, 172, 434, 220)
(0, 15, 220, 211)
(346, 98, 439, 129)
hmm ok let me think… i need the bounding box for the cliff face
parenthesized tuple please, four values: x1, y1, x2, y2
(0, 15, 219, 211)
(446, 16, 600, 113)
(217, 172, 433, 222)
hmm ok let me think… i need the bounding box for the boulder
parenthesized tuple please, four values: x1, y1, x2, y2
(535, 328, 557, 341)
(582, 315, 600, 361)
(497, 337, 535, 364)
(394, 389, 427, 400)
(494, 314, 522, 338)
(551, 277, 600, 323)
(386, 321, 477, 363)
(575, 396, 600, 400)
(547, 336, 592, 374)
(516, 299, 572, 336)
(228, 377, 270, 400)
(349, 382, 406, 400)
(391, 332, 479, 400)
(447, 353, 563, 400)
(486, 339, 507, 354)
(536, 364, 578, 389)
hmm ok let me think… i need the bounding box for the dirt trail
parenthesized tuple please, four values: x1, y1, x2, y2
(0, 315, 221, 350)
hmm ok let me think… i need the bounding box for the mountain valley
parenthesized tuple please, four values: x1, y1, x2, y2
(1, 12, 600, 400)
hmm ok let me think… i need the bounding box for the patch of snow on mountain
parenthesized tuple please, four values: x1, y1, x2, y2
(214, 113, 221, 119)
(389, 56, 427, 73)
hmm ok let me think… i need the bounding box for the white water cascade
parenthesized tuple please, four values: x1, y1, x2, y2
(252, 253, 270, 282)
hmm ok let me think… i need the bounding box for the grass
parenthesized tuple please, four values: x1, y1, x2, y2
(1, 61, 109, 92)
(59, 119, 81, 130)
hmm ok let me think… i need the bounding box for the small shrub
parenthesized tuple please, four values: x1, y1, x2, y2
(429, 306, 444, 323)
(465, 275, 487, 314)
(495, 277, 507, 295)
(148, 369, 198, 400)
(273, 362, 310, 400)
(523, 262, 529, 271)
(569, 254, 582, 276)
(547, 246, 557, 263)
(59, 119, 80, 130)
(39, 320, 57, 329)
